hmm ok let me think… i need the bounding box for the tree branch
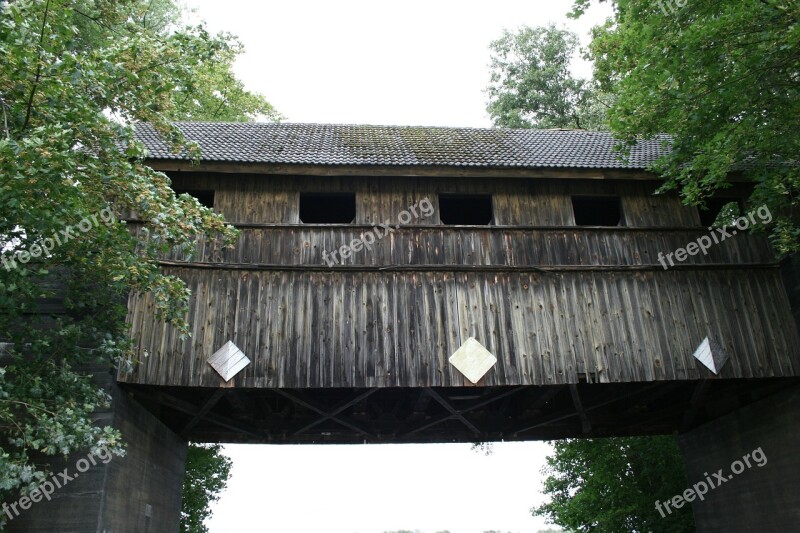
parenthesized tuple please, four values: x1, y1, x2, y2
(21, 0, 51, 132)
(0, 94, 9, 139)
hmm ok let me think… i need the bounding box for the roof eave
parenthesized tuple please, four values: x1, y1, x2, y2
(143, 158, 662, 180)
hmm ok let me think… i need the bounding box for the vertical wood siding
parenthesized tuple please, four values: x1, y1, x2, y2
(120, 173, 798, 388)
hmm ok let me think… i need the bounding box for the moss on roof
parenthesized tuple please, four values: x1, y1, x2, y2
(134, 122, 670, 169)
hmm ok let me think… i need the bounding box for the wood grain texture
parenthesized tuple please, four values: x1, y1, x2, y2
(121, 267, 800, 388)
(120, 173, 798, 389)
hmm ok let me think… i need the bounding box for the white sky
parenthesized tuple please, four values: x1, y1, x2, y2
(187, 0, 612, 128)
(187, 1, 614, 531)
(208, 442, 556, 533)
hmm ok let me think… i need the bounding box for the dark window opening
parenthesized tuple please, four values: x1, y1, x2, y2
(299, 193, 356, 223)
(174, 189, 214, 209)
(438, 194, 493, 225)
(698, 198, 743, 227)
(571, 196, 623, 226)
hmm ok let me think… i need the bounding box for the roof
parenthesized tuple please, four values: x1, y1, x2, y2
(134, 122, 670, 170)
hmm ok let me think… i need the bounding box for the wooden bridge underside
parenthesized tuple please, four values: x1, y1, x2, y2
(124, 378, 799, 444)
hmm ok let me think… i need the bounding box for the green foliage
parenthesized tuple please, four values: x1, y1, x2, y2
(577, 0, 800, 253)
(486, 24, 609, 130)
(168, 29, 281, 123)
(180, 443, 232, 533)
(0, 0, 274, 512)
(533, 436, 693, 532)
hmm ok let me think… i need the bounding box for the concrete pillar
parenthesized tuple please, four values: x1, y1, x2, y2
(678, 385, 800, 532)
(6, 367, 187, 532)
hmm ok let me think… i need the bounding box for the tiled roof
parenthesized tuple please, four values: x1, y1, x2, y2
(134, 122, 670, 170)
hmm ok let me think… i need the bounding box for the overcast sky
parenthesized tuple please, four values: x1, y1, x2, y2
(187, 0, 612, 128)
(187, 1, 613, 531)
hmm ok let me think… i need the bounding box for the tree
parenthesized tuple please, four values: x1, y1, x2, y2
(571, 0, 800, 253)
(180, 444, 232, 533)
(70, 0, 281, 123)
(486, 24, 608, 130)
(0, 0, 274, 514)
(485, 20, 694, 531)
(168, 29, 282, 122)
(533, 436, 694, 532)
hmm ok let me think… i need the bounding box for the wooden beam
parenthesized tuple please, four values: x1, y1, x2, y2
(273, 389, 373, 437)
(426, 388, 481, 436)
(156, 392, 263, 438)
(569, 384, 592, 434)
(461, 386, 527, 412)
(291, 389, 378, 436)
(147, 159, 663, 181)
(403, 387, 525, 437)
(179, 389, 226, 436)
(512, 384, 660, 436)
(127, 219, 724, 232)
(157, 259, 782, 273)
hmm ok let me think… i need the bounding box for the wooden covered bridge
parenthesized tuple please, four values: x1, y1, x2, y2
(14, 123, 800, 532)
(120, 123, 800, 447)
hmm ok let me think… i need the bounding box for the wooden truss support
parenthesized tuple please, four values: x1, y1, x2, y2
(569, 384, 592, 434)
(512, 384, 661, 436)
(273, 389, 374, 437)
(402, 386, 526, 437)
(290, 389, 378, 436)
(157, 391, 265, 439)
(179, 388, 226, 436)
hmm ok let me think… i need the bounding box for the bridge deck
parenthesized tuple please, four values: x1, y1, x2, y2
(123, 378, 800, 444)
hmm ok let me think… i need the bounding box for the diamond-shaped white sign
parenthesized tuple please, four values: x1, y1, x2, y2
(692, 337, 730, 375)
(449, 337, 497, 384)
(208, 340, 250, 382)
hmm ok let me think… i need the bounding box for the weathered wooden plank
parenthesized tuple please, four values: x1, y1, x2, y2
(119, 172, 798, 394)
(127, 268, 800, 389)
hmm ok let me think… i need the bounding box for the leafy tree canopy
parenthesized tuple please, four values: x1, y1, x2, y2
(486, 24, 609, 130)
(181, 444, 232, 533)
(533, 436, 693, 532)
(0, 0, 275, 510)
(572, 0, 800, 252)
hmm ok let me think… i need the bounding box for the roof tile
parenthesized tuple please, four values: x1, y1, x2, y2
(134, 122, 670, 170)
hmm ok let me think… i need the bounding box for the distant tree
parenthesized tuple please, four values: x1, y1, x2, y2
(471, 441, 494, 455)
(486, 24, 609, 130)
(533, 436, 694, 532)
(571, 0, 800, 253)
(180, 444, 233, 533)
